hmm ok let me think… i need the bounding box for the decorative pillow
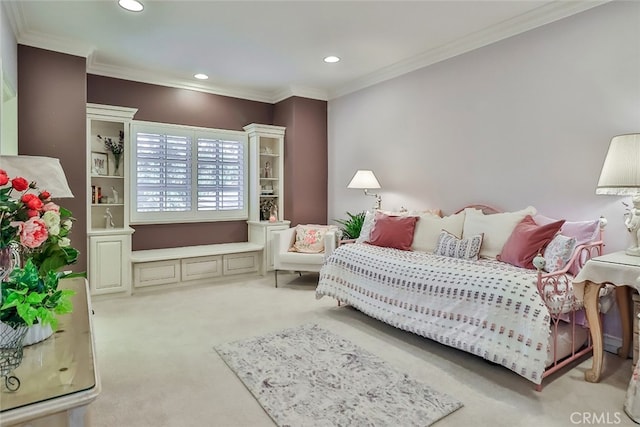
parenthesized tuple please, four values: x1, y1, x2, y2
(289, 225, 337, 253)
(434, 230, 483, 260)
(542, 234, 577, 273)
(368, 212, 419, 251)
(355, 211, 376, 243)
(497, 215, 565, 269)
(462, 206, 537, 259)
(534, 215, 601, 275)
(534, 215, 600, 246)
(412, 211, 466, 253)
(356, 209, 440, 244)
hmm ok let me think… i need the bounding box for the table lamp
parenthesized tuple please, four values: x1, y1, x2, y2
(347, 170, 381, 209)
(0, 155, 74, 198)
(596, 134, 640, 255)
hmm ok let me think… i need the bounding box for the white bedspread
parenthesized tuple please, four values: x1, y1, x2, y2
(316, 243, 554, 384)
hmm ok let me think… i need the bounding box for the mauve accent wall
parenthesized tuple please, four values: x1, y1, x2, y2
(274, 97, 328, 226)
(17, 45, 88, 273)
(87, 75, 274, 250)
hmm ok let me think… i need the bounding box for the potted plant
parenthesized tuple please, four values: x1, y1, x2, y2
(335, 211, 366, 240)
(0, 169, 83, 344)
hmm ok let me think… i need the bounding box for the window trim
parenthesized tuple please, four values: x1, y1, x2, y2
(129, 120, 249, 225)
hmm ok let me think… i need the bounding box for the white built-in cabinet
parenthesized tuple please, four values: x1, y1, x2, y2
(86, 104, 137, 295)
(245, 123, 290, 272)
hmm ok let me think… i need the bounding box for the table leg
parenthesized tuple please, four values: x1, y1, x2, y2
(616, 285, 632, 358)
(584, 280, 604, 383)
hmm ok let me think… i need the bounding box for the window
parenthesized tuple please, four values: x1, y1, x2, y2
(130, 121, 248, 224)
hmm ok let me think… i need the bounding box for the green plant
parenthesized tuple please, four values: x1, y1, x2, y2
(335, 211, 366, 240)
(0, 259, 79, 329)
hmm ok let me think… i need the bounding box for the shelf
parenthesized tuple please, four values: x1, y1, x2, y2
(259, 153, 279, 157)
(260, 177, 278, 181)
(260, 195, 278, 198)
(91, 175, 124, 179)
(87, 226, 135, 237)
(91, 203, 125, 207)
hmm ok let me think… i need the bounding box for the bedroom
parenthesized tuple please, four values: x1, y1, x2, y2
(1, 0, 639, 425)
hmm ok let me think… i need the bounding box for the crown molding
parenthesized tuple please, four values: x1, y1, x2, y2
(272, 86, 329, 103)
(87, 53, 279, 103)
(328, 0, 611, 100)
(7, 1, 93, 58)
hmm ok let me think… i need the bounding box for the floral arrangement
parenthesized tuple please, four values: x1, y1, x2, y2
(98, 130, 124, 173)
(0, 169, 81, 328)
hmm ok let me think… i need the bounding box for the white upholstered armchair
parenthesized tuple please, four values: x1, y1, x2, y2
(272, 226, 340, 287)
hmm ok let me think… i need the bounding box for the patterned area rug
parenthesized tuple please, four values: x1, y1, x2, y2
(215, 324, 463, 426)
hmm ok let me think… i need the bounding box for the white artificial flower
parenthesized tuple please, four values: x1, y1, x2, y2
(63, 219, 73, 230)
(42, 211, 61, 236)
(58, 237, 71, 247)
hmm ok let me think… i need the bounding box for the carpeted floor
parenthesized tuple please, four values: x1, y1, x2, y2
(215, 323, 463, 426)
(87, 273, 636, 426)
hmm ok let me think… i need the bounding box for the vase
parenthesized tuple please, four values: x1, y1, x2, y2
(22, 323, 54, 346)
(112, 153, 121, 176)
(0, 321, 28, 392)
(0, 244, 19, 282)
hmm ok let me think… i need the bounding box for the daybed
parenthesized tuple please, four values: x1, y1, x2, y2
(316, 205, 606, 390)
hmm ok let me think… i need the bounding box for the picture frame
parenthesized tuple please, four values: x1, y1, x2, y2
(91, 152, 108, 176)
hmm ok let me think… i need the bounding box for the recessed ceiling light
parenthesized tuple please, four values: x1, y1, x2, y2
(324, 56, 340, 63)
(119, 0, 144, 12)
(194, 73, 209, 80)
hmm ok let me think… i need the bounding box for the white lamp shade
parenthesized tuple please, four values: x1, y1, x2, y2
(347, 170, 381, 189)
(0, 155, 74, 198)
(596, 134, 640, 195)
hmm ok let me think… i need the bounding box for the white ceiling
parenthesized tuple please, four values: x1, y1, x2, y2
(4, 0, 608, 103)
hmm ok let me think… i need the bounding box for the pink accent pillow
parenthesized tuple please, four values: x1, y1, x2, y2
(497, 215, 565, 269)
(533, 214, 600, 246)
(368, 212, 419, 251)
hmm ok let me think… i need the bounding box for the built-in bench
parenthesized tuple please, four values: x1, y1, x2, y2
(131, 242, 263, 290)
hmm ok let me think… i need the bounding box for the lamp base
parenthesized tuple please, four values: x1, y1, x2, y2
(626, 247, 640, 257)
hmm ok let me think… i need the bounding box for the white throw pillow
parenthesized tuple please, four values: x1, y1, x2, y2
(462, 206, 537, 259)
(412, 211, 466, 253)
(356, 211, 376, 243)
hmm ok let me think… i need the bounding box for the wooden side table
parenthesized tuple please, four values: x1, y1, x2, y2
(573, 251, 640, 383)
(0, 277, 100, 426)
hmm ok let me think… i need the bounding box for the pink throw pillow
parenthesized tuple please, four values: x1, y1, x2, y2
(497, 215, 565, 269)
(368, 212, 419, 251)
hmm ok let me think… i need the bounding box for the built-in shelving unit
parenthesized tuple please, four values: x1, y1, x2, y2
(86, 104, 137, 295)
(245, 123, 290, 272)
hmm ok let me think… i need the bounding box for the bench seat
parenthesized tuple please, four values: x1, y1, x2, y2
(131, 242, 264, 290)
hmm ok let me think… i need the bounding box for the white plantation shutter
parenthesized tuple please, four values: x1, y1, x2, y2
(197, 135, 245, 212)
(136, 132, 191, 212)
(131, 122, 248, 224)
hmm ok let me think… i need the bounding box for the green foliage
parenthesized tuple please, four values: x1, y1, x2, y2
(0, 259, 77, 329)
(335, 211, 366, 240)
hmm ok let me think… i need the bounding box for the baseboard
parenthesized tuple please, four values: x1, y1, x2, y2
(604, 333, 628, 356)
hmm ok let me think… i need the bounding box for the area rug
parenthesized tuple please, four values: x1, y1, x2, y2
(214, 324, 463, 426)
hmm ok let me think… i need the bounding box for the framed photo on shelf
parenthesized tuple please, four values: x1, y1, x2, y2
(91, 152, 108, 176)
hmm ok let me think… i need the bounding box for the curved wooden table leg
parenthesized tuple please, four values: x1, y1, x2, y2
(616, 285, 632, 358)
(584, 281, 605, 383)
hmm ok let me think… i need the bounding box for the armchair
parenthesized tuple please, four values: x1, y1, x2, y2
(272, 227, 340, 287)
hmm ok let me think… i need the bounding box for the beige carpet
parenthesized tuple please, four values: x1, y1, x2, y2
(87, 273, 635, 426)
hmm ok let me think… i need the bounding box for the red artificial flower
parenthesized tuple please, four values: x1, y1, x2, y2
(39, 191, 51, 200)
(22, 193, 44, 211)
(0, 169, 8, 186)
(27, 209, 39, 218)
(11, 177, 29, 192)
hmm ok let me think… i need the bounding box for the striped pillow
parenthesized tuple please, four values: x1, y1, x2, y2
(435, 230, 483, 260)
